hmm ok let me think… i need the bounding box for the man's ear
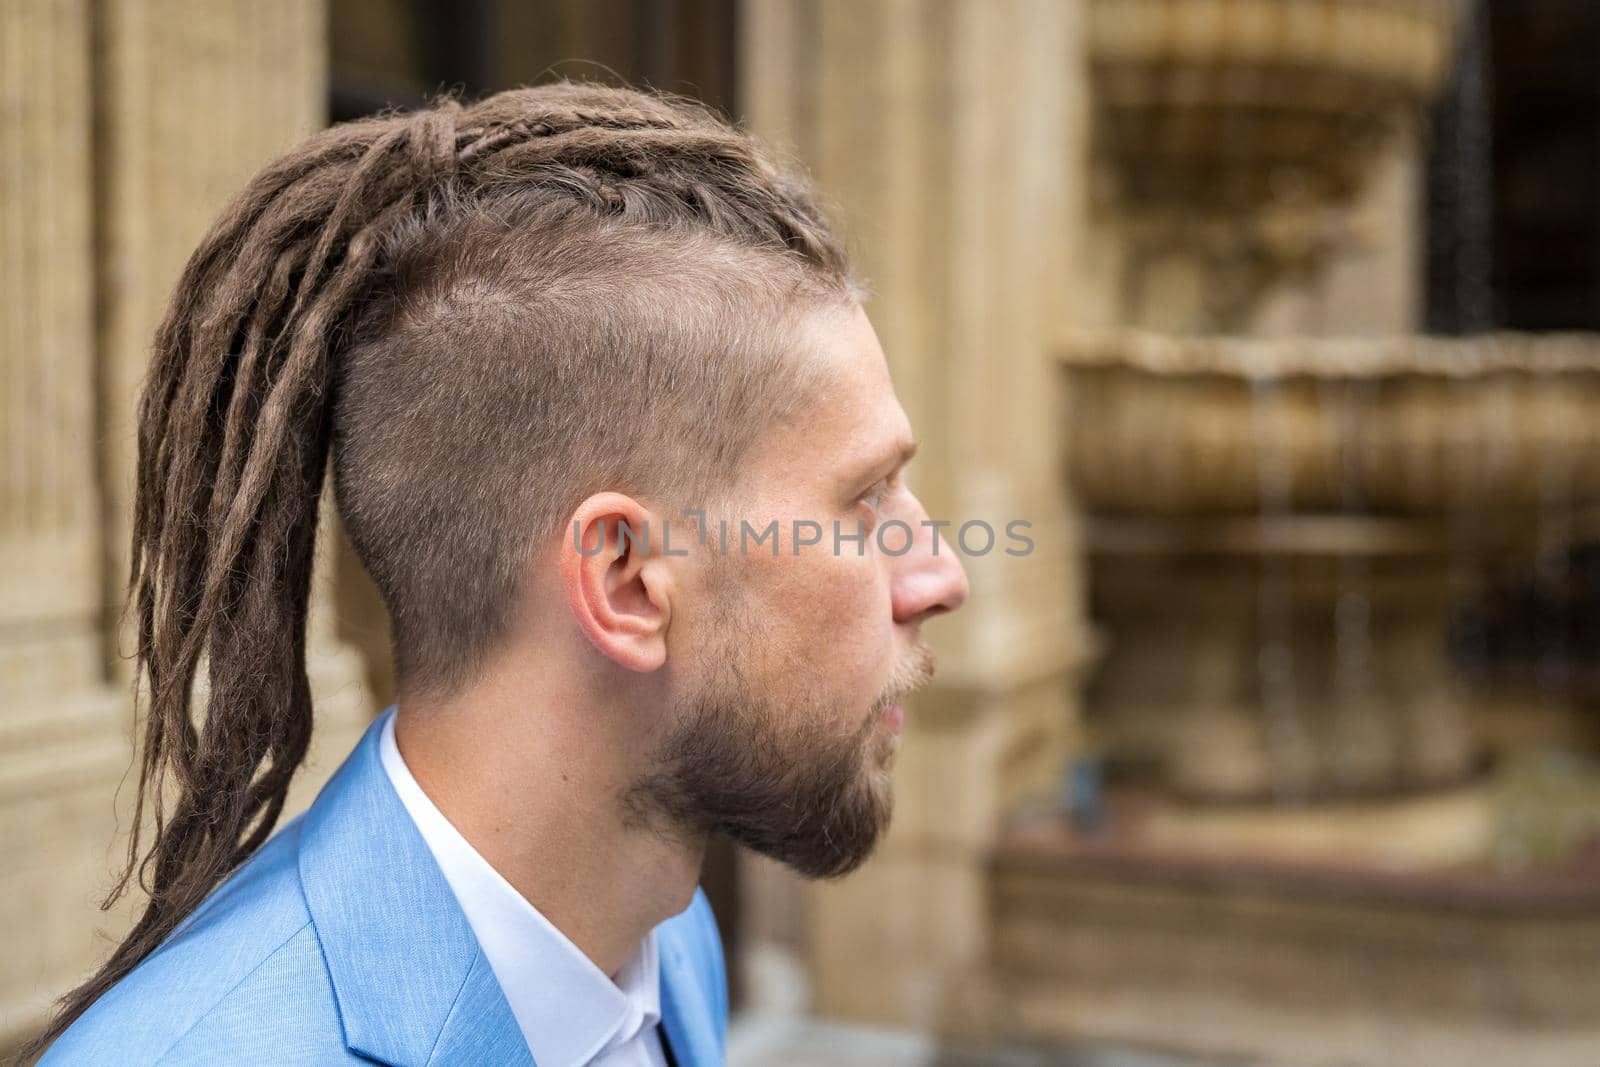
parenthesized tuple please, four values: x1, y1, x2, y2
(559, 492, 672, 672)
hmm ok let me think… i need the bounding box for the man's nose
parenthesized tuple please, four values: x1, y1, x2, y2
(890, 516, 969, 625)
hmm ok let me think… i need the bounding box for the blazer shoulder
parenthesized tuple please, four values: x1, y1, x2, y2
(41, 816, 341, 1066)
(153, 922, 354, 1065)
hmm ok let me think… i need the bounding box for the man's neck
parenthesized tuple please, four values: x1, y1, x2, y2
(390, 688, 705, 979)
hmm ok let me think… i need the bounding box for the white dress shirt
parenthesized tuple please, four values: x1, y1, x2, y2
(379, 711, 670, 1067)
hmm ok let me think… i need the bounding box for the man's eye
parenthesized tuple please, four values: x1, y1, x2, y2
(859, 484, 886, 513)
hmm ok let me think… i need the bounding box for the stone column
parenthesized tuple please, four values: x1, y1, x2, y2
(3, 0, 369, 1047)
(740, 0, 1094, 1033)
(0, 1, 129, 1044)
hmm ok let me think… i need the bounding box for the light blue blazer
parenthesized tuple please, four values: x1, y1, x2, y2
(42, 711, 728, 1065)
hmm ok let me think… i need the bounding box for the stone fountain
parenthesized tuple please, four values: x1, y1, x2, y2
(991, 330, 1600, 1067)
(986, 3, 1600, 1065)
(1085, 0, 1460, 332)
(1063, 330, 1600, 801)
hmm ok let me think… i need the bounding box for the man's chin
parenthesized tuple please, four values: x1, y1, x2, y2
(766, 774, 895, 881)
(651, 670, 903, 879)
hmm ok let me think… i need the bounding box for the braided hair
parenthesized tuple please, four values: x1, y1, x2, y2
(24, 80, 858, 1058)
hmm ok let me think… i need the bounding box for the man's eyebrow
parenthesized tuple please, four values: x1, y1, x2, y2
(851, 437, 920, 485)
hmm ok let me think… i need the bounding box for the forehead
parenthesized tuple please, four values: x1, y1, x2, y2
(774, 303, 912, 471)
(727, 302, 909, 504)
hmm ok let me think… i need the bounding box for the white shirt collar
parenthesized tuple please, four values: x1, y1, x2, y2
(378, 709, 661, 1067)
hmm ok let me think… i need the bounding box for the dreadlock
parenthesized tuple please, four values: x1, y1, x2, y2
(23, 80, 857, 1059)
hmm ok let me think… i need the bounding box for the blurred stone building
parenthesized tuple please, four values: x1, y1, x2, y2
(5, 2, 1599, 1065)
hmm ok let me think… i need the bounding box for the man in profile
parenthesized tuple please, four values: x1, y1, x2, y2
(28, 80, 968, 1065)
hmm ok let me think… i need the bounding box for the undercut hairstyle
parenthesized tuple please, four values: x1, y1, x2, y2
(25, 80, 859, 1058)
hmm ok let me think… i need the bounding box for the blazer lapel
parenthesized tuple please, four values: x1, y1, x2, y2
(296, 710, 535, 1067)
(659, 936, 720, 1067)
(421, 950, 538, 1065)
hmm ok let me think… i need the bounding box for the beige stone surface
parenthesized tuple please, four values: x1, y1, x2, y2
(0, 0, 99, 651)
(1059, 332, 1600, 516)
(991, 857, 1600, 1067)
(1, 0, 128, 1043)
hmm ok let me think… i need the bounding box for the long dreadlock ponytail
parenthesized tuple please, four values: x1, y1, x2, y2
(24, 80, 855, 1060)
